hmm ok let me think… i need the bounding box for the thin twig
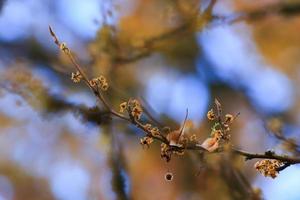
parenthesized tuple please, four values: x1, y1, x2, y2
(49, 26, 130, 122)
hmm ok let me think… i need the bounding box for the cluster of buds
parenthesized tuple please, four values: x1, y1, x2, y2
(143, 124, 160, 137)
(200, 100, 238, 152)
(90, 75, 109, 91)
(119, 99, 143, 120)
(140, 136, 154, 148)
(71, 71, 82, 83)
(189, 134, 197, 142)
(139, 124, 162, 149)
(119, 99, 143, 119)
(224, 114, 234, 131)
(208, 110, 235, 139)
(59, 42, 70, 54)
(207, 109, 215, 120)
(254, 159, 284, 178)
(161, 143, 173, 162)
(119, 102, 127, 113)
(128, 99, 143, 120)
(160, 143, 185, 162)
(150, 127, 160, 137)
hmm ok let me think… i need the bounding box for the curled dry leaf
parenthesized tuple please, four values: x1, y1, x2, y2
(200, 137, 219, 152)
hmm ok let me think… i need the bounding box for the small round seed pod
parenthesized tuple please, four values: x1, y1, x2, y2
(165, 172, 173, 181)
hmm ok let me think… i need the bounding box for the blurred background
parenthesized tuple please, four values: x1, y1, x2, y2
(0, 0, 300, 199)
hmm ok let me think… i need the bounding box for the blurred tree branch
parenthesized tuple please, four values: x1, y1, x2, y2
(218, 1, 300, 24)
(110, 129, 131, 200)
(1, 76, 111, 125)
(265, 118, 300, 156)
(90, 0, 300, 69)
(0, 39, 56, 63)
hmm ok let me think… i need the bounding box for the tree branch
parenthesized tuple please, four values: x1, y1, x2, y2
(49, 26, 300, 176)
(232, 148, 300, 164)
